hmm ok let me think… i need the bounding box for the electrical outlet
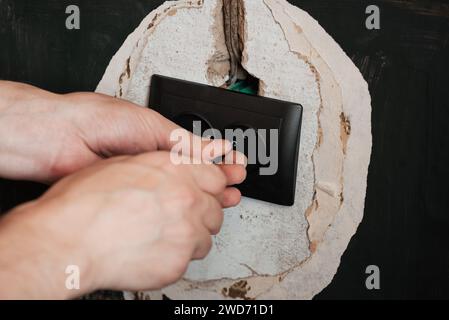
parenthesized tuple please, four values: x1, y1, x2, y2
(149, 75, 303, 206)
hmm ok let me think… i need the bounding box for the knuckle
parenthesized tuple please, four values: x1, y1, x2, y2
(210, 165, 227, 187)
(174, 186, 199, 209)
(211, 210, 225, 235)
(173, 252, 190, 272)
(200, 236, 213, 257)
(160, 254, 190, 285)
(178, 222, 197, 241)
(164, 269, 186, 285)
(47, 154, 77, 178)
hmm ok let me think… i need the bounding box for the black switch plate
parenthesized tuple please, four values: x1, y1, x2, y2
(149, 75, 303, 206)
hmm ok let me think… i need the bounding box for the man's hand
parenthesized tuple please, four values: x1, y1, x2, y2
(0, 81, 234, 182)
(0, 151, 246, 299)
(0, 81, 247, 299)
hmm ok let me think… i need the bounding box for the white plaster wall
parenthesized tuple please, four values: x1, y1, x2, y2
(97, 0, 372, 299)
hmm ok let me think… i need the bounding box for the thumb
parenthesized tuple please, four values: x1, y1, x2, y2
(88, 101, 232, 161)
(149, 109, 233, 162)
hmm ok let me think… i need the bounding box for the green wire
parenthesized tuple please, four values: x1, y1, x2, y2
(228, 80, 258, 95)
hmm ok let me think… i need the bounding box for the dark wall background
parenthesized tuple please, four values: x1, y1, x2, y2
(0, 0, 448, 299)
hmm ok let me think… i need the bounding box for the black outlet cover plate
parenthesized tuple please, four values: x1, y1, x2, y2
(149, 75, 303, 206)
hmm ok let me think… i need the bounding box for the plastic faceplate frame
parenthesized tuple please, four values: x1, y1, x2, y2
(149, 75, 303, 206)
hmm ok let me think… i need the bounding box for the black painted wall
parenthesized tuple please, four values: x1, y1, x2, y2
(0, 0, 448, 299)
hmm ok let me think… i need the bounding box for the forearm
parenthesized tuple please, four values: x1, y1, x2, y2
(0, 200, 95, 299)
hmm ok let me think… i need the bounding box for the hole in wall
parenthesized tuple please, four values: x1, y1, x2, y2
(221, 0, 260, 96)
(227, 73, 260, 95)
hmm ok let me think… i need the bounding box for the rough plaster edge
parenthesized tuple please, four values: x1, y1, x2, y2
(258, 0, 372, 299)
(96, 0, 204, 98)
(259, 0, 344, 253)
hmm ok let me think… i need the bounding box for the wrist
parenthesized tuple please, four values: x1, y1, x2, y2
(0, 81, 15, 113)
(0, 81, 66, 181)
(0, 198, 97, 299)
(0, 82, 64, 124)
